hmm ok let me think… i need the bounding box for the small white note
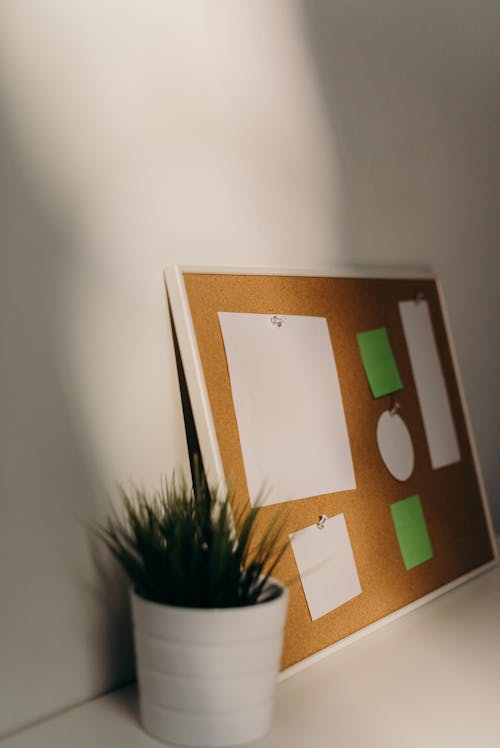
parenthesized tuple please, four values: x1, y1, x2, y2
(399, 300, 460, 470)
(377, 410, 415, 481)
(289, 514, 362, 621)
(218, 312, 356, 505)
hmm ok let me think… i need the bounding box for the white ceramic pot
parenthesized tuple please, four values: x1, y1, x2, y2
(130, 581, 288, 747)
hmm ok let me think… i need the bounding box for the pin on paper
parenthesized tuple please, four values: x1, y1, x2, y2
(270, 315, 286, 328)
(415, 291, 425, 304)
(390, 396, 400, 417)
(316, 514, 328, 530)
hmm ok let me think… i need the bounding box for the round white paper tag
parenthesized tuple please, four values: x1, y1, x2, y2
(376, 411, 414, 481)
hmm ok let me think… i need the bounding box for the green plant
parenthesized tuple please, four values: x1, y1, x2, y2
(96, 468, 287, 608)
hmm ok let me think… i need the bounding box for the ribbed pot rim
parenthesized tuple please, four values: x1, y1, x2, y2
(130, 576, 287, 614)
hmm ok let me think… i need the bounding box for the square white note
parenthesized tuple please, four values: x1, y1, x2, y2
(218, 312, 356, 505)
(289, 513, 362, 621)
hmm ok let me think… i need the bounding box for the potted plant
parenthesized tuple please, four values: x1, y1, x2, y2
(97, 467, 288, 747)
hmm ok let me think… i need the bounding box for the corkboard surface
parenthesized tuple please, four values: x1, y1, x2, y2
(180, 272, 494, 670)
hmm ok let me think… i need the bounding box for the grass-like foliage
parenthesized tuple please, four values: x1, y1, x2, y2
(96, 469, 287, 608)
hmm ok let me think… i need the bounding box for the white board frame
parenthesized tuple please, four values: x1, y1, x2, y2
(165, 264, 498, 678)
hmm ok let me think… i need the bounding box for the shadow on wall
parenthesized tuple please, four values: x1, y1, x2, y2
(303, 0, 500, 265)
(302, 0, 500, 530)
(0, 114, 134, 737)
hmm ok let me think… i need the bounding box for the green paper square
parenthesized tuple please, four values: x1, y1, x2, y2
(390, 494, 433, 571)
(356, 327, 403, 398)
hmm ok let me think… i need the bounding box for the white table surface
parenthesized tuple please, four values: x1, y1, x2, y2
(3, 559, 500, 748)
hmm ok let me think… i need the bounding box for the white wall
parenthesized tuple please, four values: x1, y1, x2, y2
(0, 1, 338, 737)
(0, 0, 499, 737)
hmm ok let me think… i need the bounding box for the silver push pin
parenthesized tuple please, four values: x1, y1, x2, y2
(316, 514, 328, 530)
(390, 397, 400, 417)
(270, 315, 285, 328)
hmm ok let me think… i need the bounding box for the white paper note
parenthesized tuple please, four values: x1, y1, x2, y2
(399, 300, 460, 469)
(218, 312, 356, 505)
(289, 514, 362, 621)
(376, 411, 414, 481)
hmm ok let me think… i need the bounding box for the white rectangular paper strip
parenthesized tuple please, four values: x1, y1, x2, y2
(399, 300, 460, 469)
(218, 312, 356, 505)
(289, 514, 362, 621)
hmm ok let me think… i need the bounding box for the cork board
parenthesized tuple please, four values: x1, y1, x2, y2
(165, 267, 497, 673)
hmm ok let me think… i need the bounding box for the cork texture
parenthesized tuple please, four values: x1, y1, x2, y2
(181, 273, 494, 669)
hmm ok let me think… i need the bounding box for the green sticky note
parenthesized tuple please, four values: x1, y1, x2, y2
(390, 494, 433, 571)
(356, 327, 403, 398)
